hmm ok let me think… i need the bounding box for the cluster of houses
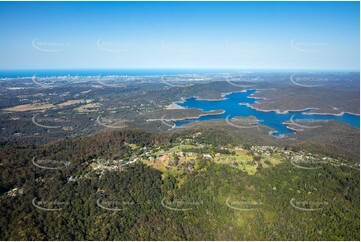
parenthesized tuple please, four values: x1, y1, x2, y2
(89, 157, 139, 178)
(6, 187, 24, 197)
(85, 138, 358, 177)
(251, 145, 278, 157)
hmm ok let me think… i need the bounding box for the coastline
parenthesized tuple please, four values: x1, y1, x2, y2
(282, 120, 327, 132)
(171, 89, 360, 133)
(249, 104, 360, 117)
(239, 100, 319, 115)
(180, 91, 361, 118)
(247, 89, 360, 117)
(302, 111, 360, 117)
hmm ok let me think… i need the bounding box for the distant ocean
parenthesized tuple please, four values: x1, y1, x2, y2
(0, 69, 237, 78)
(1, 69, 357, 78)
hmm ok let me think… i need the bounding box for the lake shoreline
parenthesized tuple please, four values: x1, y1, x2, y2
(175, 89, 360, 134)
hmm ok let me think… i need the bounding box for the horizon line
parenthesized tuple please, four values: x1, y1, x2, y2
(0, 67, 360, 72)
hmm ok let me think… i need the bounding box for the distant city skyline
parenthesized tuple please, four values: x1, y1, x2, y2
(0, 1, 359, 70)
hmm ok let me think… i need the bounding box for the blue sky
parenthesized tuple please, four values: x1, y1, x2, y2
(0, 1, 359, 70)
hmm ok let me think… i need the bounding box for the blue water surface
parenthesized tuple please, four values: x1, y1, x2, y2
(175, 90, 360, 136)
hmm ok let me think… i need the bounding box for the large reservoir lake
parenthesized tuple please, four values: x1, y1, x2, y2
(175, 90, 360, 136)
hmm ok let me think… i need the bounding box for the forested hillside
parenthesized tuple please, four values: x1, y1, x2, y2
(0, 129, 359, 240)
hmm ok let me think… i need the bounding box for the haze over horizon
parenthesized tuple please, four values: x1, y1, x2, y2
(0, 1, 359, 70)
